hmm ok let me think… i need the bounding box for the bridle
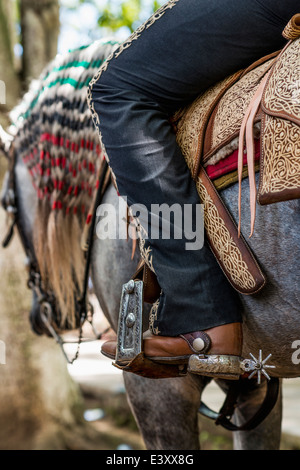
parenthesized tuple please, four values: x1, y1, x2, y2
(1, 146, 110, 364)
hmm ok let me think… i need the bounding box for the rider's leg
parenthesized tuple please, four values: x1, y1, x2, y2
(88, 0, 298, 370)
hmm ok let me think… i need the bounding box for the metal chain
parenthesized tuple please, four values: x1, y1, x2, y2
(27, 267, 110, 364)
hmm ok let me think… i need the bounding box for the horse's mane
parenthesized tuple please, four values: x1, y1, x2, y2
(11, 38, 119, 328)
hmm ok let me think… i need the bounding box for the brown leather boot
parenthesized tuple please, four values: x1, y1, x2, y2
(101, 322, 242, 366)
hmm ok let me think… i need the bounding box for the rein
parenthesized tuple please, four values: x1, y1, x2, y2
(2, 147, 111, 364)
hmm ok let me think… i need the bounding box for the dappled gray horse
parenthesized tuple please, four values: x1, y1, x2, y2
(1, 36, 300, 450)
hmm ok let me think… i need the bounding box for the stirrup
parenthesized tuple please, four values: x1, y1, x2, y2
(115, 279, 144, 365)
(114, 278, 187, 378)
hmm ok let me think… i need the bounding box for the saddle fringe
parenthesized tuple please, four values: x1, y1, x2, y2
(237, 72, 270, 237)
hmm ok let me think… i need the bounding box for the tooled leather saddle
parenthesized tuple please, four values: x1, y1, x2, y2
(169, 13, 300, 296)
(88, 15, 300, 299)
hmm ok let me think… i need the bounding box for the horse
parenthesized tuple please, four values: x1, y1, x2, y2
(1, 33, 300, 450)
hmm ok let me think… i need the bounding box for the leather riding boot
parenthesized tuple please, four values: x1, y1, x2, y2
(144, 322, 242, 362)
(101, 321, 242, 370)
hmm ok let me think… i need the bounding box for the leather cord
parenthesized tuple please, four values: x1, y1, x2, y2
(77, 158, 109, 318)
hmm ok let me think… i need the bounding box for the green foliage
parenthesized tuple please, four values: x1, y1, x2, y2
(61, 0, 165, 34)
(97, 0, 141, 32)
(97, 0, 165, 32)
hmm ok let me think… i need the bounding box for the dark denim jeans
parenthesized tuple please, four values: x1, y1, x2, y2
(89, 0, 298, 336)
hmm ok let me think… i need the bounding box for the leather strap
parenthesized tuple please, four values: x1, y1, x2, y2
(180, 331, 211, 354)
(113, 352, 188, 379)
(78, 158, 110, 316)
(238, 72, 270, 237)
(197, 167, 266, 294)
(198, 377, 280, 432)
(133, 259, 161, 304)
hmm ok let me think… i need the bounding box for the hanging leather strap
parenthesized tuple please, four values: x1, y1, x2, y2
(238, 72, 270, 237)
(197, 167, 266, 294)
(132, 258, 161, 304)
(198, 377, 280, 432)
(78, 158, 110, 315)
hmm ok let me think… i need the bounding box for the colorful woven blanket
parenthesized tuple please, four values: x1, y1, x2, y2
(12, 38, 119, 217)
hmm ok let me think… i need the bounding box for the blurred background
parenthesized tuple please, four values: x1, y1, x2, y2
(0, 0, 164, 127)
(0, 0, 299, 451)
